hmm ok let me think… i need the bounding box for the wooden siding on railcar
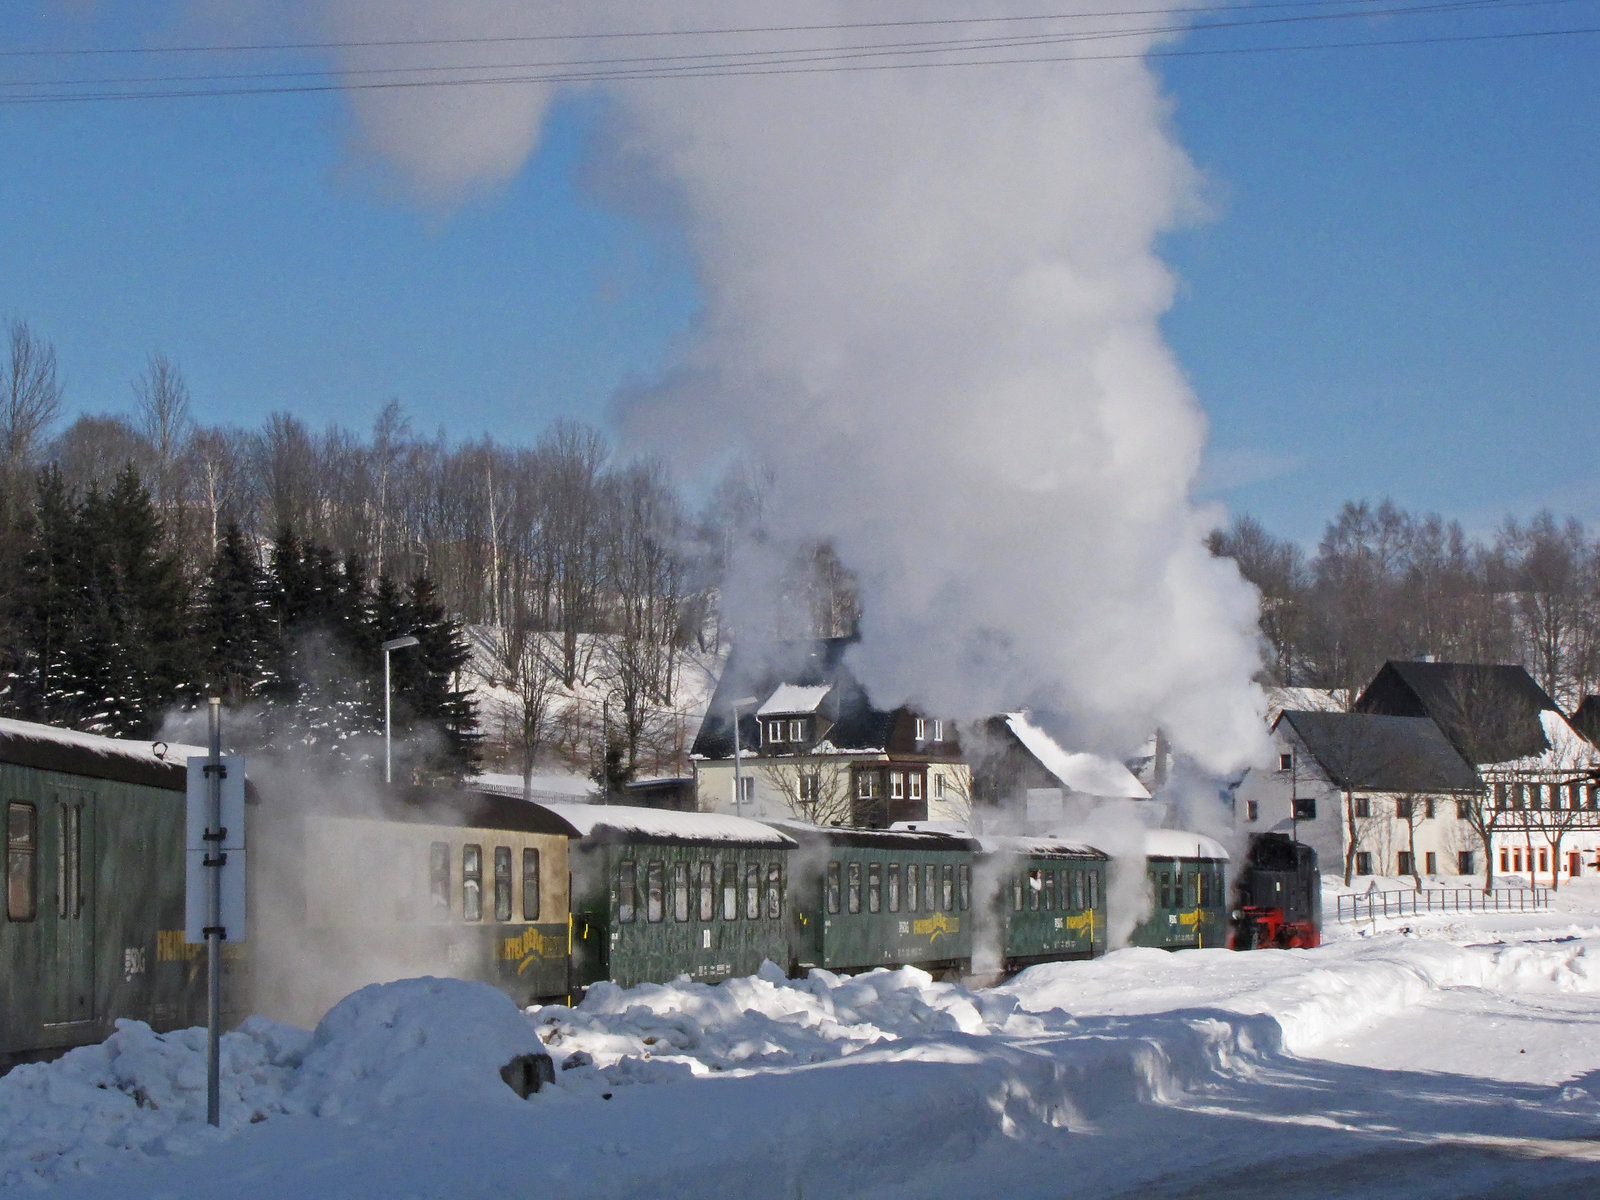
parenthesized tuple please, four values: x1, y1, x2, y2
(569, 840, 791, 990)
(794, 844, 975, 974)
(1128, 857, 1229, 951)
(995, 854, 1107, 966)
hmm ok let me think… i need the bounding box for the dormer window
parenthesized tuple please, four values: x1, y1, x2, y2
(766, 720, 786, 744)
(931, 720, 944, 741)
(789, 719, 804, 742)
(915, 717, 927, 740)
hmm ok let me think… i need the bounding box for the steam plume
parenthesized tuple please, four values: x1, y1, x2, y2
(314, 1, 1268, 774)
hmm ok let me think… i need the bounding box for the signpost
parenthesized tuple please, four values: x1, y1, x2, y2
(185, 699, 245, 1127)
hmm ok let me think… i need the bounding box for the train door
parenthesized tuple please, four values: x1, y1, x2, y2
(43, 789, 96, 1030)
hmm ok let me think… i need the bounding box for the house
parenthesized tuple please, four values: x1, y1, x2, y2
(691, 638, 970, 828)
(967, 712, 1150, 831)
(1234, 710, 1482, 879)
(1355, 660, 1600, 883)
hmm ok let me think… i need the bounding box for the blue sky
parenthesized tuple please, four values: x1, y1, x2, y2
(0, 5, 1595, 546)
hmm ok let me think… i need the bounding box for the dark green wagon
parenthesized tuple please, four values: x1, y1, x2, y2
(774, 823, 981, 976)
(1, 719, 227, 1070)
(976, 835, 1109, 971)
(1127, 830, 1230, 951)
(551, 805, 796, 991)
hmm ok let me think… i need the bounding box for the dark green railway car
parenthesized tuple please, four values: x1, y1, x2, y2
(1127, 830, 1230, 951)
(551, 805, 796, 991)
(1, 719, 227, 1071)
(977, 836, 1109, 971)
(776, 823, 981, 976)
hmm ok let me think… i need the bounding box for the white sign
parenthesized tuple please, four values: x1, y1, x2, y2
(185, 755, 247, 944)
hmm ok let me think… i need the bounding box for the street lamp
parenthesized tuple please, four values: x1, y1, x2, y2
(729, 696, 758, 817)
(382, 635, 420, 785)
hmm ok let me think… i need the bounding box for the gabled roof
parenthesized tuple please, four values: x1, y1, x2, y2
(1279, 710, 1481, 794)
(693, 637, 889, 759)
(1001, 713, 1149, 799)
(1355, 660, 1558, 765)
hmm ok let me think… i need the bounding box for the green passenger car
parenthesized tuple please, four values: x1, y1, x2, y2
(1127, 830, 1230, 951)
(551, 805, 796, 991)
(1, 719, 224, 1071)
(977, 836, 1109, 971)
(776, 824, 981, 976)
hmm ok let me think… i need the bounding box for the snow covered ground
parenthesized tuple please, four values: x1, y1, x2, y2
(10, 883, 1600, 1198)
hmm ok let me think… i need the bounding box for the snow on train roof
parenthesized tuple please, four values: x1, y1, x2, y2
(1143, 829, 1230, 861)
(974, 834, 1108, 860)
(540, 803, 796, 847)
(0, 717, 206, 792)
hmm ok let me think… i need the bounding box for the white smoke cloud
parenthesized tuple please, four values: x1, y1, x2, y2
(309, 1, 1269, 773)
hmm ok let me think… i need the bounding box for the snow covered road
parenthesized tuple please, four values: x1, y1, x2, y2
(9, 897, 1600, 1198)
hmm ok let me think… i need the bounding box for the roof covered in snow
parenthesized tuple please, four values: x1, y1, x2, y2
(474, 772, 602, 803)
(0, 717, 205, 793)
(1143, 829, 1230, 861)
(766, 819, 981, 852)
(974, 834, 1108, 861)
(1262, 686, 1348, 725)
(758, 684, 833, 716)
(543, 802, 797, 848)
(1003, 713, 1150, 799)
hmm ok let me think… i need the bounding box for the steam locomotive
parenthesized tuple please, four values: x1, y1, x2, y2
(1229, 833, 1322, 949)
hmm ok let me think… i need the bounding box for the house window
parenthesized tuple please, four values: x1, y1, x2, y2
(1426, 851, 1437, 875)
(856, 772, 880, 800)
(1458, 851, 1474, 875)
(1245, 800, 1259, 822)
(1456, 796, 1471, 819)
(1499, 849, 1509, 873)
(1293, 797, 1316, 821)
(1396, 798, 1413, 820)
(1424, 797, 1435, 819)
(932, 720, 944, 741)
(935, 774, 946, 799)
(1278, 753, 1293, 772)
(915, 717, 927, 740)
(799, 772, 820, 810)
(1353, 797, 1371, 818)
(1355, 852, 1373, 876)
(1398, 851, 1413, 876)
(909, 774, 923, 801)
(1538, 849, 1549, 873)
(789, 719, 804, 743)
(734, 776, 755, 805)
(767, 720, 786, 744)
(890, 772, 905, 800)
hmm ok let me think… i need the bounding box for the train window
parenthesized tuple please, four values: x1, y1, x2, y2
(958, 864, 970, 911)
(494, 846, 513, 922)
(647, 862, 665, 923)
(827, 862, 841, 914)
(1158, 871, 1171, 909)
(1070, 870, 1083, 912)
(699, 861, 715, 921)
(6, 802, 37, 922)
(429, 841, 451, 920)
(618, 861, 637, 923)
(522, 849, 541, 920)
(923, 863, 937, 912)
(1187, 873, 1200, 908)
(1028, 869, 1041, 911)
(847, 861, 862, 914)
(941, 865, 954, 912)
(462, 844, 483, 922)
(766, 863, 783, 919)
(57, 803, 82, 920)
(906, 864, 920, 912)
(1042, 870, 1055, 911)
(867, 862, 882, 914)
(745, 863, 761, 920)
(887, 863, 901, 912)
(723, 863, 739, 920)
(674, 862, 691, 922)
(1088, 871, 1099, 910)
(1012, 876, 1023, 913)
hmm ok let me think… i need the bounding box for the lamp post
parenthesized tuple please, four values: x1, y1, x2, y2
(382, 635, 420, 785)
(729, 696, 758, 817)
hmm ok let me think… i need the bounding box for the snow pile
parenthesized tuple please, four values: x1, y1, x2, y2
(0, 978, 543, 1190)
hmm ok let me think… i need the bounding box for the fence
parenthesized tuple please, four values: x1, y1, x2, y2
(1335, 886, 1551, 923)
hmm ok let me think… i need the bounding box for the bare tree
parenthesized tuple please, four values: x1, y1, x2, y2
(132, 351, 193, 539)
(498, 617, 561, 800)
(1, 319, 63, 522)
(1394, 793, 1426, 889)
(756, 756, 854, 826)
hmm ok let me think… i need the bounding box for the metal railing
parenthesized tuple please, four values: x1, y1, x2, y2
(1335, 886, 1551, 923)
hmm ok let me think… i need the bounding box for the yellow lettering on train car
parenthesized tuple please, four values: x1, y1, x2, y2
(1064, 910, 1098, 936)
(912, 913, 958, 941)
(502, 926, 565, 975)
(1177, 907, 1203, 928)
(157, 930, 203, 962)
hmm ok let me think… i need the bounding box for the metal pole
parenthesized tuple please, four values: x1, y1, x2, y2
(732, 705, 745, 818)
(384, 646, 392, 785)
(206, 697, 222, 1127)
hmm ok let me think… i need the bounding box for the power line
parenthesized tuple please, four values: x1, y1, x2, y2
(0, 0, 1571, 91)
(0, 15, 1593, 104)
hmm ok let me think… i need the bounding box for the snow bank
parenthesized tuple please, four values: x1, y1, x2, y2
(0, 978, 544, 1190)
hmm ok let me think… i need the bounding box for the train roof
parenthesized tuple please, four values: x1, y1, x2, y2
(974, 834, 1109, 861)
(1143, 829, 1230, 862)
(342, 787, 582, 836)
(0, 717, 201, 793)
(543, 803, 797, 849)
(765, 819, 982, 852)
